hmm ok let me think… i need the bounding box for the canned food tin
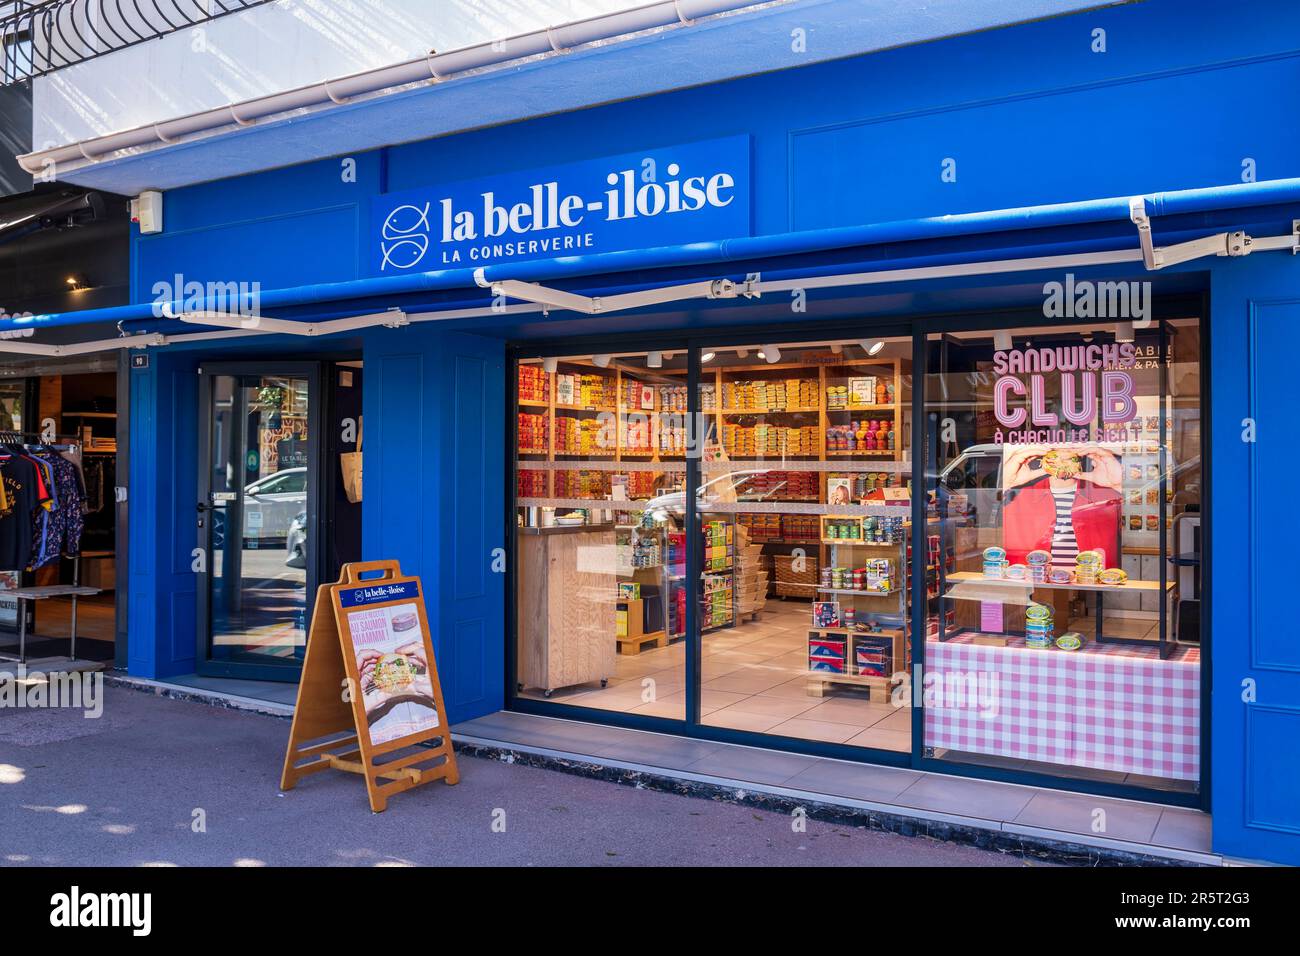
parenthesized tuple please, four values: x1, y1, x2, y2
(1098, 568, 1128, 586)
(1025, 602, 1053, 624)
(1055, 632, 1084, 651)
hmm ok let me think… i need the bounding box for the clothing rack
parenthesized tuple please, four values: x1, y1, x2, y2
(0, 429, 81, 450)
(0, 434, 100, 664)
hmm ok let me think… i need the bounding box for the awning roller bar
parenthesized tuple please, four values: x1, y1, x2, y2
(485, 222, 1299, 316)
(4, 220, 1298, 357)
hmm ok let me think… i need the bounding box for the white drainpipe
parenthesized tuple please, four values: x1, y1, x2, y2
(17, 0, 774, 175)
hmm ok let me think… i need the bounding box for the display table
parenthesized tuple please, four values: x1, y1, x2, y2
(944, 571, 1176, 655)
(923, 634, 1200, 781)
(0, 584, 103, 664)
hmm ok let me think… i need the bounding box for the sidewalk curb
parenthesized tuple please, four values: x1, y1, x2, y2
(451, 737, 1221, 868)
(103, 672, 296, 718)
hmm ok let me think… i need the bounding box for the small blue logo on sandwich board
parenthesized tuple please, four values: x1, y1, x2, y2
(339, 580, 420, 608)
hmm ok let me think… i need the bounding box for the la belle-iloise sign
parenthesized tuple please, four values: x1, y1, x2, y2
(370, 136, 751, 274)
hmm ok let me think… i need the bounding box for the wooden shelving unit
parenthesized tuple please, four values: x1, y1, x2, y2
(516, 353, 912, 616)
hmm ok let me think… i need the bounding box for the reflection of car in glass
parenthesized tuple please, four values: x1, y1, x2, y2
(644, 470, 783, 520)
(935, 445, 1006, 529)
(218, 468, 306, 548)
(285, 511, 307, 569)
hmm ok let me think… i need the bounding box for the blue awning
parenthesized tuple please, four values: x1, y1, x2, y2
(7, 177, 1300, 343)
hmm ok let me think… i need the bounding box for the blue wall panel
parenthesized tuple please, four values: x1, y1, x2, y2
(442, 340, 505, 720)
(1209, 256, 1300, 864)
(361, 328, 505, 724)
(135, 205, 362, 297)
(789, 56, 1300, 229)
(363, 351, 428, 576)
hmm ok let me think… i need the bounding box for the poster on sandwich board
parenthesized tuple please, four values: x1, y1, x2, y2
(280, 561, 458, 812)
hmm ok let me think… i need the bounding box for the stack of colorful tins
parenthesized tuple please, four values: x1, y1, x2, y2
(982, 546, 1007, 578)
(853, 634, 893, 678)
(809, 635, 847, 673)
(1075, 550, 1103, 585)
(1024, 601, 1054, 648)
(1026, 549, 1050, 583)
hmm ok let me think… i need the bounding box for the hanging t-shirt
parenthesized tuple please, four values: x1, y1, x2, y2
(0, 457, 40, 571)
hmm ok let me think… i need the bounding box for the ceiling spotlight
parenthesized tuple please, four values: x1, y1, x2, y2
(993, 330, 1013, 352)
(1114, 321, 1135, 343)
(864, 339, 885, 357)
(542, 357, 558, 374)
(830, 343, 843, 354)
(736, 349, 749, 358)
(762, 345, 780, 364)
(701, 351, 716, 363)
(591, 354, 611, 368)
(647, 351, 663, 368)
(663, 352, 674, 361)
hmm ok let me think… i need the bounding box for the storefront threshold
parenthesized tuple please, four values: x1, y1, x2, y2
(452, 711, 1219, 867)
(105, 672, 297, 718)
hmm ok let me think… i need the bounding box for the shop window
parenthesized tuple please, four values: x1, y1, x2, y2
(922, 318, 1202, 791)
(514, 353, 686, 717)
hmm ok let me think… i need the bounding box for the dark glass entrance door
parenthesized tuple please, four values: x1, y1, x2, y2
(197, 363, 322, 679)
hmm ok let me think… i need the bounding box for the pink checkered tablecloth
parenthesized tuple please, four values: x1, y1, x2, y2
(923, 638, 1200, 781)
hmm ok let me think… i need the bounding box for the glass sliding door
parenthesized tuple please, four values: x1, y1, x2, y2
(692, 337, 914, 750)
(197, 364, 321, 679)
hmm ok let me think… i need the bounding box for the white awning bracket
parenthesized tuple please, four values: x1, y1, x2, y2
(1128, 197, 1158, 268)
(177, 308, 408, 336)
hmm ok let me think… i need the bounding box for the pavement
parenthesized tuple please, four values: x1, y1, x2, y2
(0, 685, 1049, 867)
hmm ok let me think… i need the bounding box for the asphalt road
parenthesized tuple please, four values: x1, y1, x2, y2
(0, 686, 1044, 867)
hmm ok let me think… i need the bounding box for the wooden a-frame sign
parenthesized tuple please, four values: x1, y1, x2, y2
(280, 560, 459, 812)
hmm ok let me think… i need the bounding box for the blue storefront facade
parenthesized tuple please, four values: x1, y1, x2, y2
(15, 0, 1300, 864)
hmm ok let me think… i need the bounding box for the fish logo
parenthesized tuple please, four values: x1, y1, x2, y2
(380, 202, 431, 270)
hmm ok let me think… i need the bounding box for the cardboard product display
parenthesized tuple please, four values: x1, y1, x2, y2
(280, 560, 458, 812)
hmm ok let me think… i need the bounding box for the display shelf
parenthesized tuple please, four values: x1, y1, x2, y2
(720, 407, 820, 415)
(816, 586, 902, 597)
(945, 571, 1173, 594)
(819, 539, 900, 547)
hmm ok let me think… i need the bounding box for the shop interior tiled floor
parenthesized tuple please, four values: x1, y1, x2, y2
(522, 597, 1173, 762)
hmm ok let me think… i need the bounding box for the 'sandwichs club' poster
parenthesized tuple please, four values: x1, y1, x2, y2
(345, 603, 439, 746)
